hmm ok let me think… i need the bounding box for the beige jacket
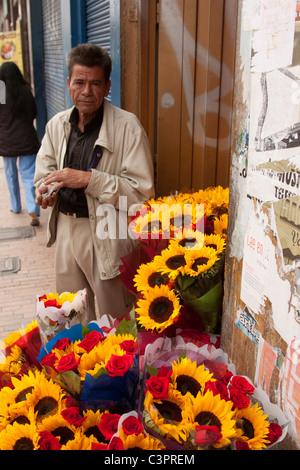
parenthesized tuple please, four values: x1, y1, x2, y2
(34, 99, 155, 280)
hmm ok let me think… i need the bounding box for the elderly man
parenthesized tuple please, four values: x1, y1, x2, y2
(34, 44, 154, 322)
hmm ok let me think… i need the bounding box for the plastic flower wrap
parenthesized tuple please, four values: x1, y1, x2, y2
(0, 321, 42, 389)
(38, 317, 139, 412)
(36, 290, 88, 343)
(140, 336, 288, 450)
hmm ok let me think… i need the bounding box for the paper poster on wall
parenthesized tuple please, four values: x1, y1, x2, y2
(242, 0, 297, 73)
(0, 25, 23, 73)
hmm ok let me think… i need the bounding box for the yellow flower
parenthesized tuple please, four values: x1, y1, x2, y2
(204, 234, 226, 255)
(187, 390, 238, 449)
(184, 246, 219, 277)
(119, 428, 165, 450)
(171, 357, 214, 399)
(144, 387, 191, 443)
(169, 228, 205, 251)
(37, 412, 77, 445)
(26, 374, 66, 421)
(81, 409, 106, 444)
(234, 402, 271, 450)
(135, 285, 182, 333)
(61, 433, 94, 450)
(153, 244, 188, 280)
(213, 214, 228, 238)
(0, 345, 24, 378)
(0, 422, 40, 450)
(134, 261, 170, 292)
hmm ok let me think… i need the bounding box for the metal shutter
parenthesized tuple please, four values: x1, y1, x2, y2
(41, 0, 66, 120)
(85, 0, 111, 101)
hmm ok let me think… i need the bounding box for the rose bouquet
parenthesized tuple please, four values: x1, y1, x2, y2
(141, 339, 288, 450)
(38, 318, 139, 411)
(36, 290, 88, 344)
(0, 321, 42, 389)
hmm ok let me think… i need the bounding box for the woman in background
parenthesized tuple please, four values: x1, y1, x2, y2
(0, 62, 40, 226)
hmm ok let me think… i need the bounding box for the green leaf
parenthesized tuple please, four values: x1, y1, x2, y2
(93, 367, 108, 379)
(56, 371, 81, 395)
(82, 325, 92, 338)
(115, 314, 137, 339)
(146, 364, 158, 376)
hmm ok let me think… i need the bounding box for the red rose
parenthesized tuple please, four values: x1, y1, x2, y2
(119, 340, 138, 355)
(266, 423, 282, 445)
(61, 407, 86, 427)
(221, 371, 233, 385)
(44, 299, 62, 309)
(91, 442, 108, 450)
(146, 375, 170, 400)
(204, 380, 229, 401)
(39, 430, 62, 450)
(194, 425, 222, 448)
(106, 354, 134, 377)
(41, 352, 57, 370)
(229, 388, 250, 409)
(78, 330, 103, 353)
(157, 365, 172, 379)
(98, 413, 121, 440)
(122, 416, 144, 436)
(236, 440, 251, 450)
(108, 436, 124, 450)
(230, 376, 255, 395)
(53, 338, 70, 350)
(56, 352, 80, 373)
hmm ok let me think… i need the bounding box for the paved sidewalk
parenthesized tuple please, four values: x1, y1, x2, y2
(0, 158, 56, 343)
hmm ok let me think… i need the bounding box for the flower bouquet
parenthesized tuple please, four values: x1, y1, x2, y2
(37, 316, 139, 412)
(140, 337, 288, 450)
(122, 186, 229, 334)
(36, 290, 88, 344)
(0, 321, 42, 389)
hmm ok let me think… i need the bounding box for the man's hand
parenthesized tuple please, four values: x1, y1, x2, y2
(35, 168, 91, 209)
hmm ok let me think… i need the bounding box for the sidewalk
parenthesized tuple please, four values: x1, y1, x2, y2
(0, 158, 56, 343)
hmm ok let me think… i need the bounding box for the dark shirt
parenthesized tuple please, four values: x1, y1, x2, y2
(59, 105, 104, 217)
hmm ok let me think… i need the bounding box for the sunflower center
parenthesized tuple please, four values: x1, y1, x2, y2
(15, 386, 34, 403)
(195, 411, 221, 430)
(176, 374, 201, 397)
(12, 416, 30, 426)
(148, 272, 169, 288)
(85, 425, 106, 443)
(155, 400, 182, 422)
(191, 257, 209, 271)
(179, 237, 198, 249)
(52, 426, 75, 445)
(241, 418, 255, 440)
(149, 297, 174, 323)
(166, 255, 186, 270)
(13, 437, 35, 451)
(34, 396, 58, 418)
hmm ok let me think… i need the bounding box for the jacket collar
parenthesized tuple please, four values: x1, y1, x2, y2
(59, 99, 114, 153)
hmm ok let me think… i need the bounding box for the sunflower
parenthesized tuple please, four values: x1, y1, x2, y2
(37, 412, 77, 445)
(0, 421, 40, 450)
(77, 342, 125, 378)
(81, 409, 107, 444)
(0, 345, 24, 379)
(203, 234, 226, 255)
(135, 285, 182, 333)
(213, 214, 228, 238)
(153, 245, 189, 280)
(144, 387, 191, 443)
(119, 428, 165, 450)
(234, 402, 271, 450)
(61, 433, 94, 450)
(187, 390, 238, 449)
(134, 261, 170, 292)
(169, 229, 205, 251)
(170, 357, 214, 399)
(2, 402, 37, 430)
(26, 375, 66, 421)
(184, 246, 219, 277)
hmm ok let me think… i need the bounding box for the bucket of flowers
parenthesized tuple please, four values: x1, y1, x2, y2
(37, 315, 139, 412)
(140, 337, 288, 450)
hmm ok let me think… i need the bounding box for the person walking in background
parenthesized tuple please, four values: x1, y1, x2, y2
(0, 62, 40, 226)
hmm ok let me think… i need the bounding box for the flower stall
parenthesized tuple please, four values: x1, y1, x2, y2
(0, 187, 289, 451)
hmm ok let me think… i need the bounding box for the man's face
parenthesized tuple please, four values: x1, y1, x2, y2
(67, 64, 111, 116)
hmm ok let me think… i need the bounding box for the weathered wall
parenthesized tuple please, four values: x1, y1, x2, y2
(222, 0, 300, 450)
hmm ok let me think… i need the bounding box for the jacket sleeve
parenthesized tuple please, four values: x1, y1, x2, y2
(33, 119, 59, 188)
(85, 124, 155, 209)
